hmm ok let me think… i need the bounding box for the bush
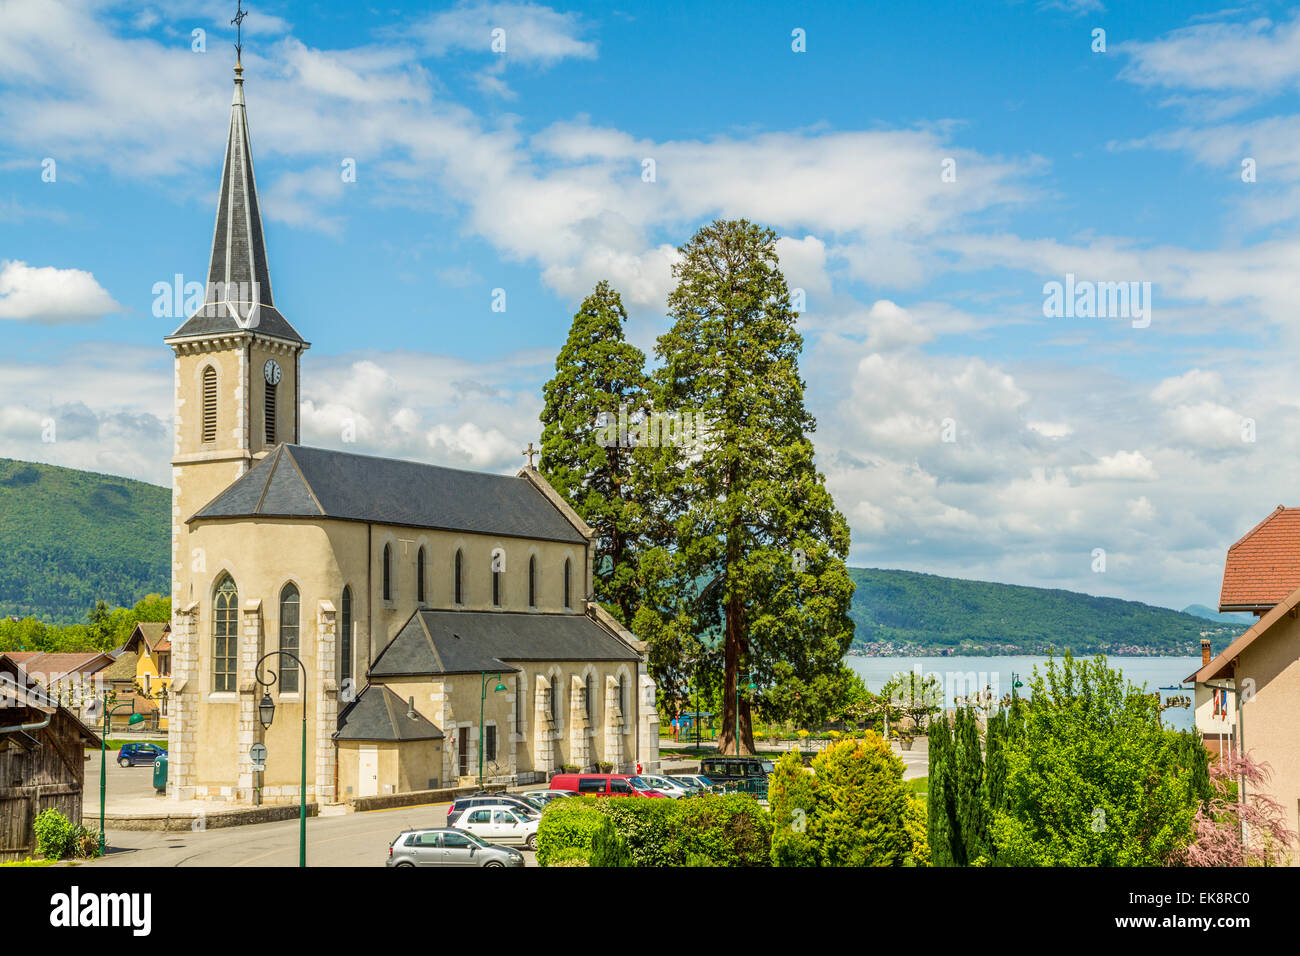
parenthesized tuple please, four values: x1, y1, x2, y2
(33, 809, 88, 861)
(903, 794, 930, 867)
(535, 799, 609, 867)
(548, 847, 590, 867)
(590, 797, 681, 867)
(811, 735, 912, 866)
(674, 795, 772, 867)
(588, 819, 633, 867)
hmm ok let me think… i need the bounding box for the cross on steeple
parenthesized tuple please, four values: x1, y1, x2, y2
(232, 0, 249, 64)
(522, 441, 539, 468)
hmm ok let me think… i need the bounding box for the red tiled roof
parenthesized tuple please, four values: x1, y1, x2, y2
(1219, 505, 1300, 610)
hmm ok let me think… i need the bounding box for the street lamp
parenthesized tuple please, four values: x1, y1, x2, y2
(479, 671, 506, 787)
(99, 691, 144, 855)
(254, 651, 308, 868)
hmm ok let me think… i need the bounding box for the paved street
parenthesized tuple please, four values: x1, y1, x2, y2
(87, 800, 538, 867)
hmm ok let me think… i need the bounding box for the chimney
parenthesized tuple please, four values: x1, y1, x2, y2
(1201, 639, 1212, 667)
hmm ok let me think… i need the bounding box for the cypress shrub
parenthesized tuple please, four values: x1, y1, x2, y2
(674, 794, 772, 867)
(535, 798, 608, 867)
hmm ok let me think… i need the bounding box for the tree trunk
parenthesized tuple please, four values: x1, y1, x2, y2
(718, 596, 755, 755)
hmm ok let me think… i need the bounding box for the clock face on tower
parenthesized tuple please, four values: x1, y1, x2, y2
(263, 359, 282, 386)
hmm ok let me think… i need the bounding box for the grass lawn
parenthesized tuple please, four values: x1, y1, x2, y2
(85, 738, 166, 752)
(1, 858, 57, 867)
(907, 777, 929, 798)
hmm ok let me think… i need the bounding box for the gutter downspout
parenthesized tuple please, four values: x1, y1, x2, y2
(0, 712, 52, 735)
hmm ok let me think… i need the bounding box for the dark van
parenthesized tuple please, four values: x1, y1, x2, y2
(548, 773, 667, 797)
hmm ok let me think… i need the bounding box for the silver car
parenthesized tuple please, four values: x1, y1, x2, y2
(387, 827, 525, 867)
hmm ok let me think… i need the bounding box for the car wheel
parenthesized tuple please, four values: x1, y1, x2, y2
(118, 757, 131, 768)
(395, 861, 414, 867)
(484, 861, 504, 867)
(525, 834, 538, 851)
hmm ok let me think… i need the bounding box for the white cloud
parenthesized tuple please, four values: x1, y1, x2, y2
(410, 1, 596, 65)
(1072, 450, 1158, 481)
(1120, 14, 1300, 99)
(0, 260, 122, 324)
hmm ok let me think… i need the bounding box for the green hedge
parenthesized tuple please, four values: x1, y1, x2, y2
(537, 795, 772, 867)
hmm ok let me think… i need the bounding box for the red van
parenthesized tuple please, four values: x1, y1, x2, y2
(548, 773, 668, 797)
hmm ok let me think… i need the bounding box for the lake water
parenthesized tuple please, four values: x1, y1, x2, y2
(845, 655, 1202, 732)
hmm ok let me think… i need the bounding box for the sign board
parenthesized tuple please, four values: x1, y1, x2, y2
(250, 743, 268, 764)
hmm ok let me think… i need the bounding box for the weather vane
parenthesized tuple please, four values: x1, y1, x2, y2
(232, 0, 249, 63)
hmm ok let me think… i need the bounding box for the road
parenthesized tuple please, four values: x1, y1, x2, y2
(87, 800, 538, 867)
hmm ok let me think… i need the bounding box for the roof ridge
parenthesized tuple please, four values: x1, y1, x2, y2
(252, 445, 283, 514)
(1226, 504, 1289, 553)
(417, 611, 447, 673)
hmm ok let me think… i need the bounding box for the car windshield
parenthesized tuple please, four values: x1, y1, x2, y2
(761, 762, 776, 773)
(695, 776, 712, 785)
(627, 776, 654, 790)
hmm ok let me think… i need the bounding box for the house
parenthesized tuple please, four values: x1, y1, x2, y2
(0, 655, 102, 861)
(0, 651, 115, 726)
(116, 623, 172, 731)
(1186, 505, 1300, 858)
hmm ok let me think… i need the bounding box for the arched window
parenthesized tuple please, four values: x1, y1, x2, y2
(264, 380, 277, 445)
(584, 672, 593, 719)
(528, 556, 537, 608)
(201, 366, 217, 443)
(382, 543, 393, 602)
(213, 574, 238, 692)
(417, 547, 427, 604)
(563, 558, 571, 609)
(492, 564, 501, 606)
(549, 675, 560, 722)
(279, 584, 300, 693)
(340, 585, 353, 688)
(454, 549, 463, 604)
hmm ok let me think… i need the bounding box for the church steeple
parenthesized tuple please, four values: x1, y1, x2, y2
(167, 57, 303, 344)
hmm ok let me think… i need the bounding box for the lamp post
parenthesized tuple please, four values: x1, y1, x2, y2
(255, 650, 308, 868)
(99, 691, 144, 855)
(479, 671, 506, 787)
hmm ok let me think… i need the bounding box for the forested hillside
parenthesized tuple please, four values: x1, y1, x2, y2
(0, 458, 169, 624)
(848, 567, 1246, 656)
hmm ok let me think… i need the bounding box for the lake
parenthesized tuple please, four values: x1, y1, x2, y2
(845, 655, 1202, 732)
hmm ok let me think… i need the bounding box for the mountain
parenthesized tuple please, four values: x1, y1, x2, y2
(0, 458, 169, 624)
(1181, 603, 1255, 626)
(0, 459, 1252, 657)
(848, 567, 1248, 657)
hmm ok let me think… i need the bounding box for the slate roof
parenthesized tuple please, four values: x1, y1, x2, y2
(1219, 506, 1300, 610)
(369, 608, 640, 678)
(166, 66, 304, 345)
(335, 684, 444, 742)
(191, 444, 588, 544)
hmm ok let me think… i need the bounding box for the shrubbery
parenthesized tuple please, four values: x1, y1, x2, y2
(536, 794, 772, 867)
(33, 809, 97, 861)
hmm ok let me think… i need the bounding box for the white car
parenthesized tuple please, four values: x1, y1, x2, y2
(521, 789, 578, 806)
(455, 804, 540, 850)
(641, 774, 693, 798)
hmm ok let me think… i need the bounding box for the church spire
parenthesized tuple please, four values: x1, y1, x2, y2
(167, 8, 303, 344)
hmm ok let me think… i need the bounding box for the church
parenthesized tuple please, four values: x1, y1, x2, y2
(162, 56, 659, 805)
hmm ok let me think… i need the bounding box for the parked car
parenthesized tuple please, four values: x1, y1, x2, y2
(387, 827, 524, 867)
(640, 774, 694, 798)
(698, 755, 775, 799)
(455, 804, 540, 850)
(521, 789, 578, 806)
(117, 742, 166, 768)
(446, 793, 541, 826)
(673, 774, 717, 791)
(549, 773, 669, 797)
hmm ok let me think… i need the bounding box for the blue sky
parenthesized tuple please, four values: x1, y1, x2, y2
(5, 0, 1300, 611)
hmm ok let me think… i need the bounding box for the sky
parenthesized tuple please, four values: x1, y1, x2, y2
(3, 0, 1300, 612)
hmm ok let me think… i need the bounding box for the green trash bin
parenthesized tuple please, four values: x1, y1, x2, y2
(153, 753, 168, 794)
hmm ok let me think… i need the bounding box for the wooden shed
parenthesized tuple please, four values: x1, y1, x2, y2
(0, 654, 102, 862)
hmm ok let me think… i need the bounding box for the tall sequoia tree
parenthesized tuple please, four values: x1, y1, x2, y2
(539, 281, 665, 626)
(648, 219, 854, 755)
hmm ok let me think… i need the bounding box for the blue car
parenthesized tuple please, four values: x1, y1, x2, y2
(117, 742, 167, 767)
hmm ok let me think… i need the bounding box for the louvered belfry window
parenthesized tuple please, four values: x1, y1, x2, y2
(202, 366, 218, 443)
(265, 382, 277, 445)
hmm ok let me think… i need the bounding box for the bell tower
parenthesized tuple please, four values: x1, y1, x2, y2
(164, 55, 308, 612)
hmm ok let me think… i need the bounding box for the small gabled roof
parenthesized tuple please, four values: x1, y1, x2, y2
(370, 608, 640, 679)
(0, 651, 113, 682)
(124, 622, 171, 656)
(0, 656, 103, 747)
(1219, 506, 1300, 611)
(191, 444, 588, 544)
(1189, 581, 1300, 683)
(335, 684, 444, 742)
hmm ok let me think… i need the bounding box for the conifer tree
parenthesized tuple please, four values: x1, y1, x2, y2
(650, 218, 855, 755)
(538, 281, 664, 626)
